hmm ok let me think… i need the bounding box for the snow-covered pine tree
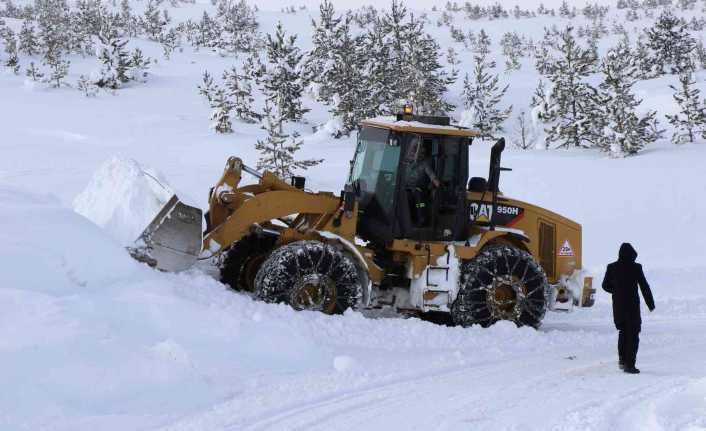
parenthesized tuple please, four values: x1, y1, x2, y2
(74, 0, 103, 37)
(243, 48, 265, 85)
(262, 21, 308, 122)
(25, 61, 44, 81)
(255, 102, 322, 178)
(543, 26, 600, 149)
(530, 79, 557, 125)
(209, 86, 234, 133)
(302, 0, 341, 103)
(402, 14, 454, 115)
(119, 0, 139, 37)
(359, 14, 395, 117)
(501, 31, 523, 71)
(694, 39, 706, 70)
(461, 54, 512, 140)
(194, 11, 220, 49)
(19, 20, 40, 56)
(223, 65, 260, 123)
(43, 43, 70, 88)
(598, 41, 662, 156)
(141, 0, 165, 41)
(129, 48, 151, 82)
(559, 0, 575, 18)
(198, 70, 216, 102)
(95, 23, 132, 89)
(446, 46, 461, 84)
(666, 72, 706, 144)
(160, 27, 180, 59)
(36, 0, 72, 55)
(512, 111, 533, 149)
(77, 74, 99, 96)
(378, 0, 413, 108)
(328, 16, 367, 136)
(2, 28, 20, 73)
(473, 28, 491, 56)
(645, 9, 696, 75)
(376, 1, 452, 115)
(215, 0, 259, 54)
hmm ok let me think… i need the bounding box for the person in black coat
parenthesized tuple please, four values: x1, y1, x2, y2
(602, 243, 655, 374)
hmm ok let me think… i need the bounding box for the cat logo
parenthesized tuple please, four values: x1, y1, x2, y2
(470, 202, 524, 226)
(559, 240, 574, 257)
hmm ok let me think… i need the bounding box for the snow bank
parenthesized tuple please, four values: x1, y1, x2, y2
(72, 156, 174, 245)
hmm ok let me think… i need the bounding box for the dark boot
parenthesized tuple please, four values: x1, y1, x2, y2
(623, 366, 640, 374)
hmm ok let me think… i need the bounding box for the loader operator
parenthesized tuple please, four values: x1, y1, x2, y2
(405, 137, 440, 227)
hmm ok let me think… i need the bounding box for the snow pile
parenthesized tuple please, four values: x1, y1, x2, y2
(72, 156, 175, 245)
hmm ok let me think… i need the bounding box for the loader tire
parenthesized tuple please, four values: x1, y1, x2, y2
(254, 240, 363, 314)
(220, 234, 277, 292)
(451, 244, 548, 329)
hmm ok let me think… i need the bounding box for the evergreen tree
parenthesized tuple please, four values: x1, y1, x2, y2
(209, 86, 234, 133)
(215, 0, 259, 53)
(77, 74, 99, 96)
(645, 10, 696, 75)
(25, 61, 44, 81)
(403, 15, 453, 114)
(2, 28, 20, 73)
(198, 70, 216, 102)
(19, 20, 40, 56)
(694, 39, 706, 70)
(598, 41, 662, 156)
(666, 72, 706, 144)
(36, 0, 72, 55)
(255, 102, 322, 178)
(302, 0, 340, 103)
(460, 54, 512, 139)
(328, 17, 367, 136)
(160, 27, 180, 59)
(473, 28, 491, 56)
(501, 31, 523, 71)
(543, 26, 600, 149)
(223, 65, 260, 123)
(559, 0, 574, 18)
(530, 79, 557, 124)
(359, 15, 395, 116)
(262, 22, 308, 122)
(377, 1, 452, 114)
(141, 0, 165, 41)
(43, 44, 70, 88)
(95, 24, 132, 89)
(129, 48, 151, 82)
(119, 0, 139, 37)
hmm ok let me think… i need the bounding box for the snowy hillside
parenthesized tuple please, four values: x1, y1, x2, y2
(2, 0, 706, 430)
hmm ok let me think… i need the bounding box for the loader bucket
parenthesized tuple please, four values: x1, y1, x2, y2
(128, 195, 203, 272)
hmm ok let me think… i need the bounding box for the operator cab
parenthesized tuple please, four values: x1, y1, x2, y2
(347, 109, 479, 245)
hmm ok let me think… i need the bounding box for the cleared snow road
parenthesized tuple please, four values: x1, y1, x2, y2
(155, 312, 706, 431)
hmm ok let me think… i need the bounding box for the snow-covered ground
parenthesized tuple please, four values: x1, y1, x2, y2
(2, 1, 706, 430)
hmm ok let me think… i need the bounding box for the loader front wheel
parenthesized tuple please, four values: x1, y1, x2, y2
(451, 244, 549, 329)
(254, 241, 363, 314)
(220, 234, 277, 292)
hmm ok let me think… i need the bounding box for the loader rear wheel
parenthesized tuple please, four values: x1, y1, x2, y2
(451, 244, 549, 329)
(254, 240, 363, 314)
(220, 234, 277, 292)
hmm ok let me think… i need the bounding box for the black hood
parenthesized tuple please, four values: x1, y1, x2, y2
(618, 243, 638, 263)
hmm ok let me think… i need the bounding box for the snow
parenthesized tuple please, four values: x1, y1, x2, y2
(2, 1, 706, 430)
(72, 156, 174, 245)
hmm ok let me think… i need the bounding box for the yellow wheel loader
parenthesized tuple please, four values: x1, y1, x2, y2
(130, 109, 595, 328)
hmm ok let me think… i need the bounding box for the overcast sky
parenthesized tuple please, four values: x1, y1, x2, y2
(255, 0, 615, 12)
